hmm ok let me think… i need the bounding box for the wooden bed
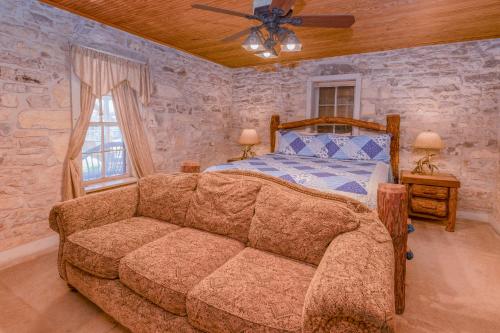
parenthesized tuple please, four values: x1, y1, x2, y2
(270, 114, 408, 314)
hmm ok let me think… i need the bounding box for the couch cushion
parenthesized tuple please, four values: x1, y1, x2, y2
(119, 228, 245, 316)
(248, 185, 360, 265)
(138, 173, 199, 225)
(187, 248, 316, 333)
(184, 173, 261, 243)
(64, 217, 180, 279)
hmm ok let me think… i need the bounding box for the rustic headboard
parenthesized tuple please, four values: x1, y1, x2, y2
(270, 114, 401, 183)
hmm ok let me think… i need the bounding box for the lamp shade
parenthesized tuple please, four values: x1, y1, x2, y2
(242, 30, 264, 52)
(238, 129, 260, 145)
(280, 31, 302, 52)
(414, 131, 444, 150)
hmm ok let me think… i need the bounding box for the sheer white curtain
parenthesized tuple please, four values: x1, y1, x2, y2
(62, 45, 154, 200)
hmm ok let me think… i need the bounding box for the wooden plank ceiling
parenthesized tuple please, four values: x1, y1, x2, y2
(40, 0, 500, 68)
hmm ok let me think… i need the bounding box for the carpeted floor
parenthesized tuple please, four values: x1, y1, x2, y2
(0, 219, 499, 333)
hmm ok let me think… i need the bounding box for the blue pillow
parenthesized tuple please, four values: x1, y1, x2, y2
(277, 131, 323, 157)
(315, 134, 392, 161)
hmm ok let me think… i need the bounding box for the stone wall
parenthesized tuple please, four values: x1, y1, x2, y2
(496, 114, 500, 232)
(1, 0, 499, 251)
(0, 0, 232, 251)
(231, 39, 500, 221)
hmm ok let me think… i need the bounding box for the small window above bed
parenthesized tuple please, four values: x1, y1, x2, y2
(306, 74, 361, 135)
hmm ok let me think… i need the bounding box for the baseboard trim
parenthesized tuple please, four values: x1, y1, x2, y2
(0, 235, 59, 270)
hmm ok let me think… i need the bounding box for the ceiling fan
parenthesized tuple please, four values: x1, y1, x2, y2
(192, 0, 355, 59)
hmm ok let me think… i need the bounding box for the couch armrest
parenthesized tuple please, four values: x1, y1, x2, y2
(302, 216, 395, 333)
(49, 184, 139, 237)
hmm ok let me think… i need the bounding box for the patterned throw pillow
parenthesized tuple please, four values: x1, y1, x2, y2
(315, 134, 392, 161)
(276, 131, 323, 157)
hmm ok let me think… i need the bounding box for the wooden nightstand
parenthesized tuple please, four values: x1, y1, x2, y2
(400, 170, 460, 232)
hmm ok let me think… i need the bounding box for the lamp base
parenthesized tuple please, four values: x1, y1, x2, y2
(241, 145, 256, 160)
(412, 152, 439, 175)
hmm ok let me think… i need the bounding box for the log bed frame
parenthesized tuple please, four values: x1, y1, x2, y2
(270, 114, 408, 314)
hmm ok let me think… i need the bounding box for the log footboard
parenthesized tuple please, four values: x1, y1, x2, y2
(377, 183, 408, 314)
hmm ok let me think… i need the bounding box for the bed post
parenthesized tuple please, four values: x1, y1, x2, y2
(270, 114, 280, 153)
(386, 114, 400, 183)
(377, 183, 408, 314)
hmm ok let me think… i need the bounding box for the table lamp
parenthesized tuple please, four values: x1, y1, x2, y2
(238, 129, 260, 159)
(412, 131, 444, 175)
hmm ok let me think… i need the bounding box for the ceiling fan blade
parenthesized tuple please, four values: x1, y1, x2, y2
(192, 4, 250, 18)
(270, 0, 296, 15)
(296, 15, 355, 28)
(222, 28, 253, 42)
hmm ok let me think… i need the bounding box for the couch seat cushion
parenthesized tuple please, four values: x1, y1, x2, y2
(184, 173, 261, 243)
(119, 228, 245, 316)
(64, 217, 180, 279)
(187, 248, 316, 333)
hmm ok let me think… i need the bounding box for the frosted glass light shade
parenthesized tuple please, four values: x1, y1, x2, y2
(414, 131, 444, 150)
(238, 129, 260, 145)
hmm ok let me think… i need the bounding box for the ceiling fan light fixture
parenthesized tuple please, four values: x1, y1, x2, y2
(280, 31, 302, 52)
(256, 47, 278, 59)
(242, 30, 265, 52)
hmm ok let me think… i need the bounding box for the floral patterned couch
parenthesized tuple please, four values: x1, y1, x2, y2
(49, 171, 395, 333)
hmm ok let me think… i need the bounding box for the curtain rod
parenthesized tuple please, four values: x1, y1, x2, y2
(70, 43, 148, 65)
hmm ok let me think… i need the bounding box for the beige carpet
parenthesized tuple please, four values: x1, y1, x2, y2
(0, 219, 499, 333)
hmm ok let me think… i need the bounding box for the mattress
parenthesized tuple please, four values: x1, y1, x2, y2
(205, 153, 392, 208)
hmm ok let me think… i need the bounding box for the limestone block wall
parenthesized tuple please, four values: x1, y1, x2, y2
(0, 0, 232, 251)
(0, 0, 498, 251)
(496, 114, 500, 232)
(231, 39, 500, 221)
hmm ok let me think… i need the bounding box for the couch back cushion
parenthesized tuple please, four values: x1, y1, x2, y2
(185, 173, 261, 243)
(138, 173, 199, 225)
(248, 184, 360, 265)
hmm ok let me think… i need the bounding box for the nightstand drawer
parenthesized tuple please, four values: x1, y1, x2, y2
(411, 184, 448, 199)
(411, 197, 447, 217)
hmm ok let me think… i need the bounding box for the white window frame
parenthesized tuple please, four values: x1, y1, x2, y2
(83, 94, 130, 185)
(305, 74, 361, 135)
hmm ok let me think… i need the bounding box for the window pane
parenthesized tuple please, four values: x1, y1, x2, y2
(82, 152, 102, 181)
(334, 125, 352, 134)
(336, 104, 354, 118)
(104, 126, 124, 147)
(317, 125, 334, 133)
(104, 125, 126, 177)
(82, 95, 127, 182)
(105, 150, 126, 177)
(91, 99, 100, 122)
(337, 86, 354, 105)
(82, 126, 102, 154)
(318, 106, 335, 117)
(102, 95, 117, 122)
(318, 87, 335, 105)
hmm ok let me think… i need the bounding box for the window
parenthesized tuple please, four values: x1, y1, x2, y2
(306, 74, 361, 134)
(82, 94, 128, 183)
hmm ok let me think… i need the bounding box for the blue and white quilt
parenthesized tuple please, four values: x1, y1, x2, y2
(205, 153, 392, 208)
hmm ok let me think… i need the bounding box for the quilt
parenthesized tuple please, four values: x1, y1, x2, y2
(205, 153, 392, 208)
